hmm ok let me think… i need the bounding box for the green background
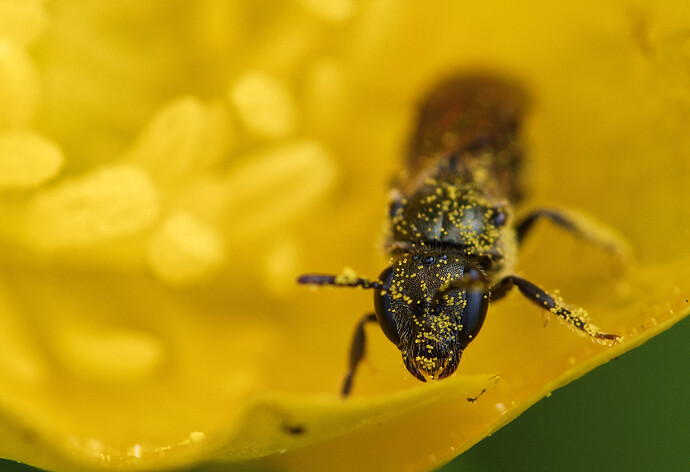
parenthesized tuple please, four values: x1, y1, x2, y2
(1, 318, 687, 472)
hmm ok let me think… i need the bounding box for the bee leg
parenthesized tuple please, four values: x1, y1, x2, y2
(491, 275, 620, 343)
(342, 313, 378, 397)
(515, 208, 627, 258)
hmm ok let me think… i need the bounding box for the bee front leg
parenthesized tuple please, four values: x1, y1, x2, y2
(491, 275, 619, 343)
(342, 313, 378, 397)
(515, 208, 628, 259)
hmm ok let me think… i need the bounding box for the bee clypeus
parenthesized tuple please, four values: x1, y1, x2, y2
(299, 72, 620, 396)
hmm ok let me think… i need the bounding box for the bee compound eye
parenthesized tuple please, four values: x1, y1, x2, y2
(491, 206, 507, 227)
(373, 266, 401, 346)
(457, 282, 489, 348)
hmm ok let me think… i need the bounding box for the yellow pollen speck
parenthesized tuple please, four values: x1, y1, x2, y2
(335, 266, 359, 284)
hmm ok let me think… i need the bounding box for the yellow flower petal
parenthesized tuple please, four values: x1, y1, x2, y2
(0, 0, 47, 47)
(54, 326, 165, 385)
(0, 40, 39, 127)
(298, 0, 355, 22)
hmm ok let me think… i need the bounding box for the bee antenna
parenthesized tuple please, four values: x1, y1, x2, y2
(430, 266, 489, 308)
(297, 274, 387, 290)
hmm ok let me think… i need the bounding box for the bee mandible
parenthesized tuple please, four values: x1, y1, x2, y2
(299, 73, 620, 396)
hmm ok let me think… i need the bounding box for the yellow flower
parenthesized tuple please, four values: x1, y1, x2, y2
(0, 1, 688, 471)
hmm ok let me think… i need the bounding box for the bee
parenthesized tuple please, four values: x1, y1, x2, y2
(299, 72, 620, 396)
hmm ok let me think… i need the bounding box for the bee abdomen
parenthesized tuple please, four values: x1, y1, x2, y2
(401, 72, 529, 203)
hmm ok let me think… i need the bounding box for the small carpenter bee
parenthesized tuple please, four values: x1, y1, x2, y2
(299, 72, 620, 396)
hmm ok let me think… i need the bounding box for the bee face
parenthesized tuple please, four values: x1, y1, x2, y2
(373, 250, 489, 381)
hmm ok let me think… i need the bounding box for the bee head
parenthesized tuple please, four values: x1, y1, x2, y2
(297, 248, 490, 382)
(373, 249, 490, 381)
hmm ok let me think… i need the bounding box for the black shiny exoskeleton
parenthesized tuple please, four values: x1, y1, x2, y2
(299, 73, 619, 396)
